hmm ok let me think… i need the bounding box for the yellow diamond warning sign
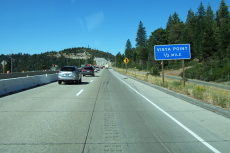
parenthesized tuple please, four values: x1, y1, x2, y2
(123, 58, 130, 64)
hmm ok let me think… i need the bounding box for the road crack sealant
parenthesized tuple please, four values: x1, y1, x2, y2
(102, 77, 122, 152)
(81, 85, 98, 153)
(82, 70, 122, 153)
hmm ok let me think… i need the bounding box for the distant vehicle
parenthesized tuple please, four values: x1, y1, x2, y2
(94, 67, 100, 72)
(78, 67, 83, 72)
(105, 64, 109, 69)
(58, 66, 82, 84)
(82, 66, 95, 76)
(93, 67, 98, 72)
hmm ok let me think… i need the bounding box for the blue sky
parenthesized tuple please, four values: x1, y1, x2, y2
(0, 0, 227, 56)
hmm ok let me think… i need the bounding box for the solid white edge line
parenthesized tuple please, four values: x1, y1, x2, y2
(112, 73, 220, 153)
(91, 80, 93, 82)
(76, 89, 83, 96)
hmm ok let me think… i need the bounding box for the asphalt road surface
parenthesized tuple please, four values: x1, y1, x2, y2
(0, 69, 230, 153)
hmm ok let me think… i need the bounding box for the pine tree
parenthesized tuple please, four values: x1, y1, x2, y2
(135, 21, 148, 62)
(135, 21, 147, 47)
(194, 2, 206, 61)
(149, 28, 167, 63)
(115, 52, 124, 68)
(216, 0, 229, 26)
(201, 3, 216, 61)
(215, 0, 230, 60)
(166, 12, 182, 29)
(183, 9, 196, 58)
(125, 39, 133, 60)
(166, 12, 184, 44)
(186, 9, 195, 24)
(150, 28, 167, 45)
(168, 23, 185, 44)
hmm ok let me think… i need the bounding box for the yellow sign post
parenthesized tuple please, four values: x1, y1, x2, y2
(124, 58, 130, 64)
(123, 58, 130, 73)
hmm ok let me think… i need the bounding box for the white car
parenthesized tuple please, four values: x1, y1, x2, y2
(58, 66, 82, 84)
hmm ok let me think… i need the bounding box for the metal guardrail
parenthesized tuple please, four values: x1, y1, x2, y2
(124, 70, 230, 90)
(164, 75, 230, 90)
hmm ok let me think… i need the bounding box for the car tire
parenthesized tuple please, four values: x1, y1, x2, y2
(58, 81, 62, 85)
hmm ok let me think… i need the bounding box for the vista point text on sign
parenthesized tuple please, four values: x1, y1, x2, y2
(156, 46, 189, 52)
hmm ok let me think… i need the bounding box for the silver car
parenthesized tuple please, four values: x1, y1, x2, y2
(58, 66, 82, 84)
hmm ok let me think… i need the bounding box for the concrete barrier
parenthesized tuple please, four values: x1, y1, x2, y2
(0, 74, 58, 97)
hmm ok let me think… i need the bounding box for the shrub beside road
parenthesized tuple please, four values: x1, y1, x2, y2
(115, 68, 230, 110)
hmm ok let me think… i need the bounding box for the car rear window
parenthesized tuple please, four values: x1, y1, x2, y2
(60, 67, 75, 71)
(84, 67, 93, 70)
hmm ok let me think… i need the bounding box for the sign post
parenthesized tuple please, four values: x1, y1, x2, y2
(161, 60, 164, 85)
(182, 59, 185, 86)
(154, 44, 191, 86)
(1, 60, 7, 74)
(123, 58, 130, 73)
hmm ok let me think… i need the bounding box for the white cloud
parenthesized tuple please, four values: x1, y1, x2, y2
(78, 18, 86, 32)
(85, 11, 104, 32)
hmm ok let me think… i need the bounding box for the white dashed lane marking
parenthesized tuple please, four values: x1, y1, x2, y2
(76, 89, 84, 96)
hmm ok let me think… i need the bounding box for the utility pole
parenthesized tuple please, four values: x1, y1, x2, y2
(11, 57, 12, 73)
(10, 51, 13, 73)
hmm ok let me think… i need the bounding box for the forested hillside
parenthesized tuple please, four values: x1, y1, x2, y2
(0, 47, 114, 72)
(116, 0, 230, 83)
(60, 47, 114, 60)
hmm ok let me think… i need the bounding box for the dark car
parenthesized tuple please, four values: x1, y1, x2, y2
(58, 66, 82, 84)
(82, 66, 95, 76)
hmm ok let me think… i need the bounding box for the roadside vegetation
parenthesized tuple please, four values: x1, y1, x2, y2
(115, 0, 230, 84)
(0, 47, 113, 72)
(115, 68, 230, 110)
(114, 0, 230, 110)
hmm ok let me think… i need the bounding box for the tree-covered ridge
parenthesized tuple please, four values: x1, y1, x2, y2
(59, 47, 114, 60)
(116, 0, 230, 82)
(0, 47, 114, 72)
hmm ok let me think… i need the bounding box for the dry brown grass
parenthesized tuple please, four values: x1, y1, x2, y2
(162, 66, 193, 76)
(114, 68, 230, 110)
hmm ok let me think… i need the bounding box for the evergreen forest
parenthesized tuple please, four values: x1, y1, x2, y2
(116, 0, 230, 83)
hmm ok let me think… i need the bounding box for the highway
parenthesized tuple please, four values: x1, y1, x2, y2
(0, 68, 230, 153)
